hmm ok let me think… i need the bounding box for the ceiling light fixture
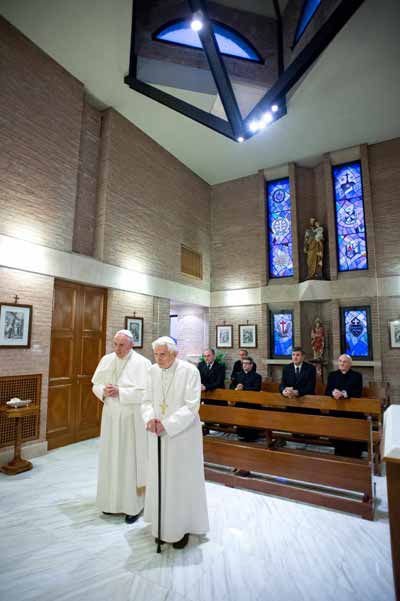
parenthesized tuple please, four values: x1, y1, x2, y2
(271, 104, 279, 113)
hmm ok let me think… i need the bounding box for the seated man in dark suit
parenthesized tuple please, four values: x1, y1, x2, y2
(198, 349, 225, 407)
(279, 347, 316, 398)
(326, 354, 365, 458)
(230, 349, 257, 384)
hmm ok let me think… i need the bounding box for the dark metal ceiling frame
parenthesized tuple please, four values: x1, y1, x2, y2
(124, 0, 365, 143)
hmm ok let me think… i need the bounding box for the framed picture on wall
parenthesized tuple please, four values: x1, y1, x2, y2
(239, 324, 257, 348)
(389, 319, 400, 349)
(270, 310, 293, 358)
(340, 306, 372, 360)
(216, 324, 233, 348)
(0, 303, 32, 348)
(125, 316, 143, 348)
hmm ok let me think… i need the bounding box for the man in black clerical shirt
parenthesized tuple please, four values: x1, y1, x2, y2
(279, 347, 316, 398)
(231, 356, 261, 391)
(230, 349, 257, 384)
(197, 348, 225, 391)
(232, 357, 262, 446)
(325, 353, 363, 399)
(326, 354, 365, 458)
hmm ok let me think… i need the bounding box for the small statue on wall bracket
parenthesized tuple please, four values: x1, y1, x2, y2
(304, 217, 324, 279)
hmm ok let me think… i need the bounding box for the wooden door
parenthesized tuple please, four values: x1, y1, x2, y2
(47, 280, 107, 450)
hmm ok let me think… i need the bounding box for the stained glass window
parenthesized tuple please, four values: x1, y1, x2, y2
(271, 311, 293, 358)
(293, 0, 322, 44)
(267, 178, 293, 278)
(154, 20, 262, 63)
(340, 307, 372, 359)
(333, 161, 368, 272)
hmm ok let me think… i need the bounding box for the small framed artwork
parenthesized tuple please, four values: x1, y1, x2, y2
(239, 324, 257, 348)
(340, 306, 372, 360)
(389, 319, 400, 349)
(270, 310, 293, 358)
(0, 303, 33, 349)
(125, 316, 144, 348)
(216, 324, 233, 348)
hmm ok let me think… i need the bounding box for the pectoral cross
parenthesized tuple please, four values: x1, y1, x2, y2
(160, 399, 168, 416)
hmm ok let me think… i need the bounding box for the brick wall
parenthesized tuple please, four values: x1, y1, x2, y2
(72, 99, 102, 256)
(95, 109, 211, 290)
(211, 173, 265, 291)
(369, 137, 400, 277)
(0, 267, 54, 441)
(0, 17, 83, 252)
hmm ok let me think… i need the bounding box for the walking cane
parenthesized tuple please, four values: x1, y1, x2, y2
(157, 433, 162, 553)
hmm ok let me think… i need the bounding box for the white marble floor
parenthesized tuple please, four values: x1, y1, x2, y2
(0, 439, 395, 601)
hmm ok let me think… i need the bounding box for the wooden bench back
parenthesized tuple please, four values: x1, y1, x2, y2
(201, 389, 381, 416)
(200, 405, 371, 442)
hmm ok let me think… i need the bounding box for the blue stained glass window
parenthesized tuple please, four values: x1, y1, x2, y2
(154, 20, 262, 63)
(341, 307, 372, 359)
(267, 178, 293, 278)
(271, 311, 293, 357)
(294, 0, 322, 44)
(333, 161, 368, 272)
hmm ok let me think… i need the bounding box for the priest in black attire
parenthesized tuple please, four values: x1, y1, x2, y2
(231, 357, 262, 446)
(325, 354, 365, 458)
(325, 353, 363, 399)
(230, 349, 257, 384)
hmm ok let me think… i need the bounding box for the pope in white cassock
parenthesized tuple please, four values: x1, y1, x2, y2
(92, 329, 151, 523)
(142, 336, 209, 549)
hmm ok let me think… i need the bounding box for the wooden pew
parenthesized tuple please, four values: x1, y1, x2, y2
(200, 389, 379, 519)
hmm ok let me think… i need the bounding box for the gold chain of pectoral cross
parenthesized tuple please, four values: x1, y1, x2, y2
(160, 366, 177, 416)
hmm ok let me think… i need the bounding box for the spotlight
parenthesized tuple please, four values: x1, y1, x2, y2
(191, 18, 203, 32)
(237, 136, 244, 143)
(271, 104, 279, 113)
(262, 111, 273, 124)
(249, 120, 259, 133)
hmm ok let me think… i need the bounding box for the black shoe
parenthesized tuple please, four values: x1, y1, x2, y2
(173, 533, 189, 549)
(102, 512, 113, 515)
(125, 512, 141, 524)
(233, 469, 251, 477)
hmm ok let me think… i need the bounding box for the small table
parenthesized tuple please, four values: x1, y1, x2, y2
(0, 404, 39, 475)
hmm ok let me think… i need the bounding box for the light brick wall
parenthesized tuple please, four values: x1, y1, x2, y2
(211, 174, 266, 291)
(73, 99, 102, 256)
(0, 267, 54, 442)
(0, 17, 83, 252)
(369, 137, 400, 277)
(95, 109, 211, 290)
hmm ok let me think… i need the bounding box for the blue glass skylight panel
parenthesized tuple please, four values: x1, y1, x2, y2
(333, 161, 368, 272)
(294, 0, 322, 43)
(272, 312, 293, 357)
(342, 308, 371, 358)
(155, 20, 260, 62)
(267, 178, 293, 278)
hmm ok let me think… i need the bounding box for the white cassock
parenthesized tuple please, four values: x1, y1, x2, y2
(92, 350, 151, 515)
(141, 358, 209, 542)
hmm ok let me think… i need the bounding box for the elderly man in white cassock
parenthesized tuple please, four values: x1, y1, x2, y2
(142, 336, 209, 549)
(92, 329, 151, 523)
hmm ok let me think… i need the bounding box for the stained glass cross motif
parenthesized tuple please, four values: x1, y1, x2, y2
(341, 307, 372, 359)
(271, 311, 293, 357)
(333, 161, 368, 272)
(266, 178, 294, 278)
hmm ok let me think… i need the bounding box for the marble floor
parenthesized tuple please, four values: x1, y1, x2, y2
(0, 439, 395, 601)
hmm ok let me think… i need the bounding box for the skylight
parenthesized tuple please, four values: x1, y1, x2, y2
(154, 19, 263, 63)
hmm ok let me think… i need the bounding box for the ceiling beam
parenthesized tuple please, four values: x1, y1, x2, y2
(245, 0, 365, 125)
(188, 0, 243, 138)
